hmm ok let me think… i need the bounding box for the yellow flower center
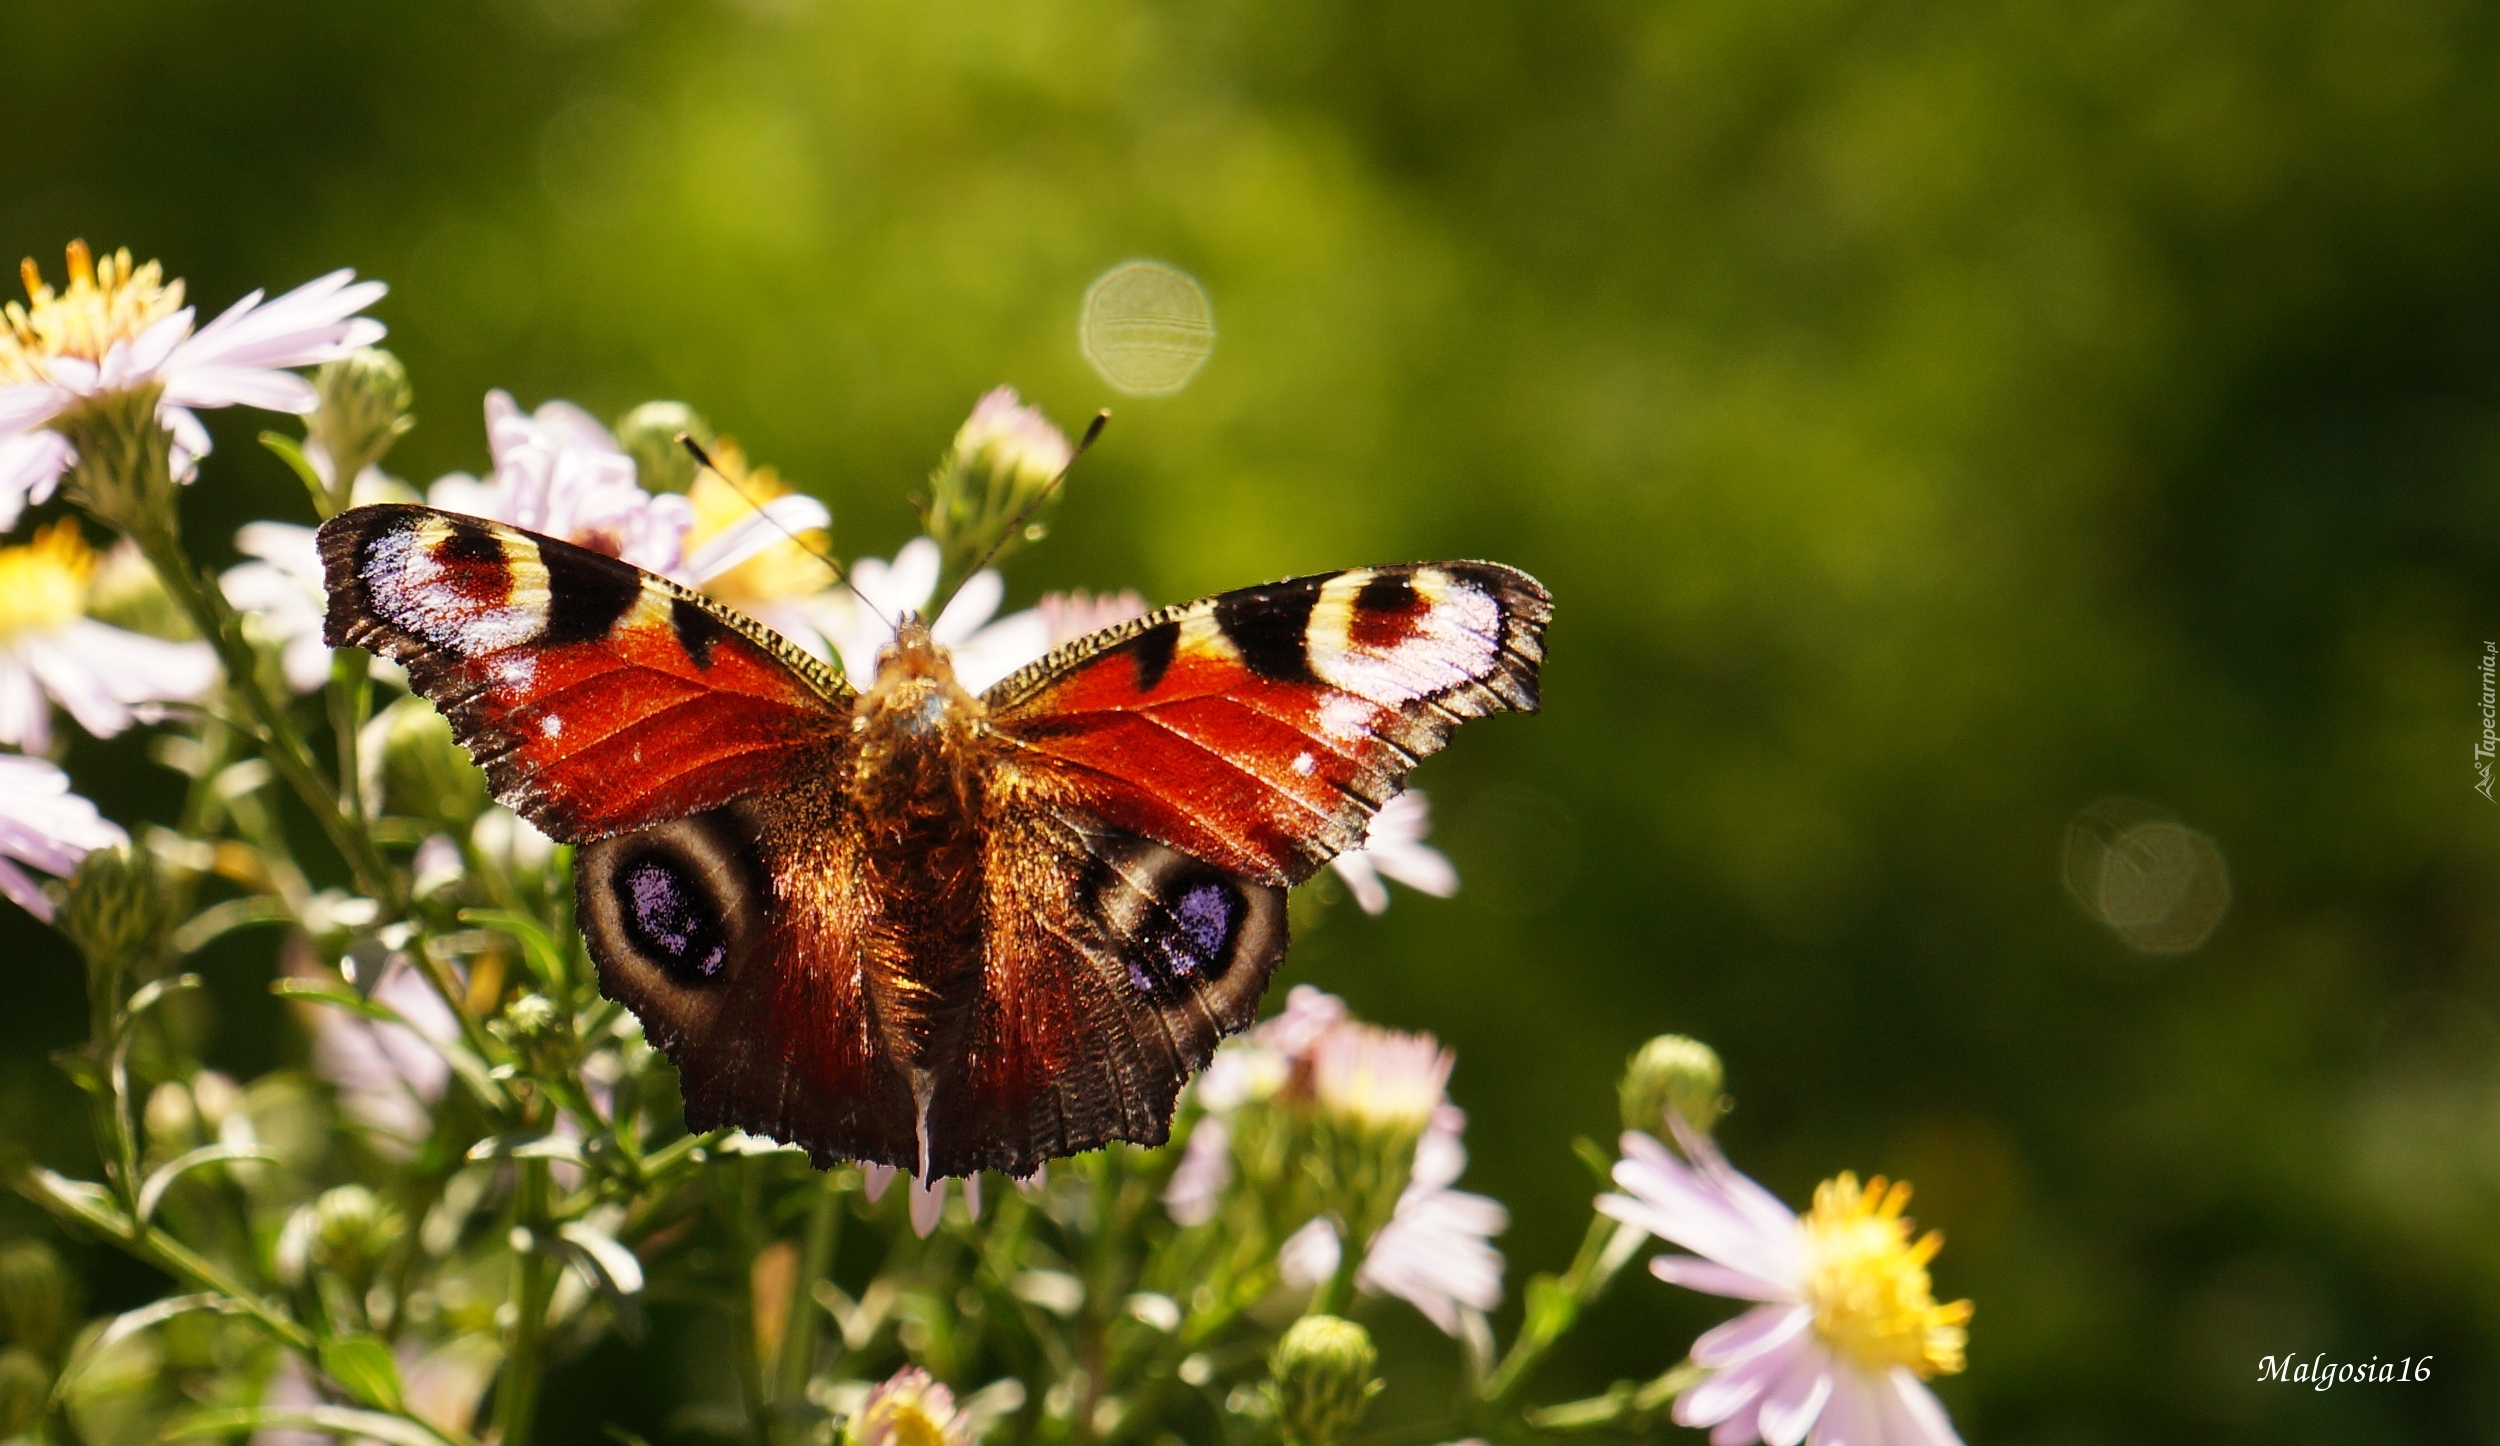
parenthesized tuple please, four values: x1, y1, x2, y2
(685, 439, 836, 604)
(1799, 1173, 1973, 1378)
(0, 241, 187, 385)
(0, 520, 95, 638)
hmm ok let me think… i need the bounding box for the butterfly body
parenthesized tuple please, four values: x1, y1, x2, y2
(321, 503, 1549, 1177)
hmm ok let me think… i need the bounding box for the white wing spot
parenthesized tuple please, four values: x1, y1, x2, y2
(1292, 751, 1317, 775)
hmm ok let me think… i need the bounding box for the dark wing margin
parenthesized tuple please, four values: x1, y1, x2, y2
(981, 561, 1550, 887)
(319, 503, 853, 842)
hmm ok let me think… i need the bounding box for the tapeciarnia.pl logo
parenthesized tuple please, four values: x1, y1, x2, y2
(2256, 1353, 2431, 1389)
(2478, 641, 2496, 801)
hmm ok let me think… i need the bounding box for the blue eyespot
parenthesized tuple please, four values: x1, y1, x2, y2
(1129, 876, 1241, 994)
(619, 856, 729, 980)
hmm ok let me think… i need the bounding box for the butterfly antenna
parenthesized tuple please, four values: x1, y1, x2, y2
(941, 408, 1110, 610)
(677, 434, 895, 629)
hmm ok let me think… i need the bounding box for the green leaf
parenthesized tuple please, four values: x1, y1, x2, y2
(174, 896, 294, 955)
(457, 908, 569, 991)
(271, 977, 403, 1022)
(257, 430, 328, 507)
(164, 1405, 450, 1446)
(49, 1047, 108, 1097)
(123, 973, 204, 1018)
(318, 1334, 407, 1414)
(19, 1166, 131, 1238)
(53, 1293, 236, 1405)
(556, 1221, 644, 1295)
(136, 1143, 280, 1223)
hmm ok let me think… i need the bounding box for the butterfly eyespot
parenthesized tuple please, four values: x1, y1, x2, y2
(576, 809, 766, 999)
(1077, 830, 1286, 1003)
(620, 855, 729, 980)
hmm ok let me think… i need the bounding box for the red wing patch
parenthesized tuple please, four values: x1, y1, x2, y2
(981, 563, 1549, 887)
(319, 504, 853, 842)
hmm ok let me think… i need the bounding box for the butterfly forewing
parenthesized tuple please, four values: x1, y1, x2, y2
(981, 562, 1551, 887)
(318, 504, 853, 841)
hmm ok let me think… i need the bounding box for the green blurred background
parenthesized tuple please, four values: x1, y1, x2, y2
(5, 0, 2499, 1440)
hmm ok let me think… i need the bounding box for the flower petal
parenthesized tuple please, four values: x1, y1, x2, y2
(1651, 1253, 1796, 1302)
(159, 365, 321, 413)
(1877, 1369, 1963, 1446)
(1808, 1368, 1883, 1446)
(1331, 852, 1392, 914)
(1677, 1338, 1798, 1429)
(1755, 1342, 1835, 1446)
(1693, 1304, 1815, 1368)
(0, 855, 53, 922)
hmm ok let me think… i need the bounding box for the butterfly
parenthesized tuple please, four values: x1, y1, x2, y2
(318, 503, 1550, 1179)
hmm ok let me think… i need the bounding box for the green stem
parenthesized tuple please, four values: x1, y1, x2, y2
(497, 1159, 559, 1446)
(329, 648, 371, 824)
(128, 520, 399, 909)
(772, 1177, 842, 1425)
(6, 1163, 315, 1354)
(1476, 1216, 1646, 1413)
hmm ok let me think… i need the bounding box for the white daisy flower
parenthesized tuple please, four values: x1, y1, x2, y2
(428, 391, 692, 574)
(1330, 788, 1459, 914)
(1597, 1124, 1974, 1446)
(814, 536, 1048, 692)
(0, 521, 217, 751)
(0, 750, 126, 921)
(0, 242, 385, 521)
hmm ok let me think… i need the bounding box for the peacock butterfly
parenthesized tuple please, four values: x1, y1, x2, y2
(318, 503, 1550, 1178)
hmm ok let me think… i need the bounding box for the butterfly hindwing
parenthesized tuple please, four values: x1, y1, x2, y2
(318, 503, 853, 842)
(982, 562, 1550, 886)
(927, 806, 1288, 1177)
(574, 795, 919, 1166)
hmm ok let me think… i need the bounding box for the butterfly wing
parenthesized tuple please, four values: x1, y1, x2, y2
(318, 503, 854, 841)
(320, 504, 921, 1162)
(922, 562, 1548, 1172)
(925, 808, 1289, 1176)
(981, 562, 1551, 886)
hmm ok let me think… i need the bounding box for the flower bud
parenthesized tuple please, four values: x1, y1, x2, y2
(1269, 1315, 1382, 1446)
(145, 1081, 201, 1151)
(614, 401, 713, 494)
(307, 348, 414, 503)
(310, 1185, 402, 1285)
(0, 1348, 49, 1436)
(60, 840, 171, 973)
(1619, 1034, 1727, 1140)
(359, 693, 488, 829)
(0, 1240, 72, 1358)
(918, 387, 1074, 588)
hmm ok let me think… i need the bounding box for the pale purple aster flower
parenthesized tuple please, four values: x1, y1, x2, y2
(954, 386, 1074, 487)
(1307, 1019, 1453, 1136)
(849, 1365, 975, 1446)
(1163, 985, 1346, 1223)
(0, 244, 385, 518)
(219, 521, 331, 693)
(860, 1162, 982, 1239)
(0, 751, 125, 921)
(1330, 788, 1459, 914)
(1273, 1107, 1508, 1336)
(1037, 587, 1148, 648)
(428, 391, 692, 574)
(1597, 1123, 1974, 1446)
(814, 537, 1048, 692)
(0, 521, 216, 750)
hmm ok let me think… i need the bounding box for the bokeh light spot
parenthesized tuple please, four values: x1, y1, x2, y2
(1080, 261, 1214, 395)
(2061, 798, 2230, 953)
